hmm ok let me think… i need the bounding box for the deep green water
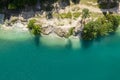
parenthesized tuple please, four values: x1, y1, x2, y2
(0, 28, 120, 80)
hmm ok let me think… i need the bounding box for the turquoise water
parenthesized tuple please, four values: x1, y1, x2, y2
(0, 29, 120, 80)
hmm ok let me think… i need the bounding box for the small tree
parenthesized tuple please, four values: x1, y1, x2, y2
(81, 8, 90, 25)
(28, 19, 42, 35)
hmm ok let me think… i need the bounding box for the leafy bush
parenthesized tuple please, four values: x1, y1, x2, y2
(28, 19, 42, 35)
(60, 12, 72, 19)
(113, 15, 120, 26)
(73, 12, 81, 19)
(67, 27, 75, 37)
(31, 24, 41, 35)
(81, 14, 120, 40)
(82, 8, 90, 19)
(82, 21, 100, 40)
(28, 19, 36, 30)
(105, 14, 119, 31)
(8, 3, 17, 9)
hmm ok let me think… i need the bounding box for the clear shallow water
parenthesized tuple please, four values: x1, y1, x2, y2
(0, 29, 120, 80)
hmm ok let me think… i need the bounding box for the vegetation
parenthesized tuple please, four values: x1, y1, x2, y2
(67, 27, 75, 36)
(81, 14, 120, 40)
(28, 19, 42, 35)
(60, 12, 72, 19)
(59, 12, 80, 19)
(0, 0, 120, 40)
(73, 12, 81, 19)
(81, 8, 90, 24)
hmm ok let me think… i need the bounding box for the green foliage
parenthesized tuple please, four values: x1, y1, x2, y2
(105, 14, 119, 31)
(59, 12, 80, 19)
(8, 3, 17, 9)
(114, 15, 120, 24)
(60, 12, 72, 19)
(28, 19, 41, 35)
(31, 24, 41, 35)
(73, 12, 81, 19)
(81, 15, 120, 40)
(67, 27, 75, 37)
(28, 19, 36, 30)
(82, 8, 90, 19)
(82, 21, 100, 40)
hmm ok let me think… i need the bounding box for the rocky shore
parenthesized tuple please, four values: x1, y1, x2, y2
(0, 12, 85, 38)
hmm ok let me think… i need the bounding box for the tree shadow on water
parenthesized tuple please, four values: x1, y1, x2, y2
(81, 32, 117, 49)
(34, 35, 40, 47)
(65, 39, 72, 49)
(81, 39, 94, 49)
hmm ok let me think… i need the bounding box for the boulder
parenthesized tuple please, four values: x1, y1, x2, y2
(41, 25, 54, 35)
(54, 28, 68, 37)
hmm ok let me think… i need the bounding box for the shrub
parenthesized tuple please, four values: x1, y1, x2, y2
(28, 19, 36, 30)
(81, 14, 120, 40)
(8, 3, 17, 9)
(28, 19, 42, 35)
(60, 12, 72, 19)
(82, 21, 100, 40)
(106, 14, 119, 31)
(67, 27, 75, 37)
(82, 8, 90, 19)
(73, 12, 81, 19)
(31, 24, 41, 35)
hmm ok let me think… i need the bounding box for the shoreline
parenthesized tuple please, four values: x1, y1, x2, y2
(0, 2, 120, 40)
(0, 14, 84, 39)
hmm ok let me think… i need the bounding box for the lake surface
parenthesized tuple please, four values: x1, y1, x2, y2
(0, 28, 120, 80)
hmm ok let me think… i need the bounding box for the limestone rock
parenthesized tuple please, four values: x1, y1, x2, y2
(54, 28, 68, 37)
(41, 25, 54, 35)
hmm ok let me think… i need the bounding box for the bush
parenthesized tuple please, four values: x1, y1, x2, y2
(105, 14, 119, 31)
(82, 21, 100, 40)
(81, 14, 120, 40)
(60, 12, 72, 19)
(31, 24, 41, 35)
(73, 12, 81, 19)
(28, 19, 36, 30)
(67, 27, 75, 37)
(114, 15, 120, 24)
(28, 19, 42, 35)
(82, 8, 90, 19)
(8, 3, 17, 9)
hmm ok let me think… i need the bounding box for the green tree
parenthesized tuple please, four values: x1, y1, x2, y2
(81, 8, 90, 25)
(28, 19, 42, 35)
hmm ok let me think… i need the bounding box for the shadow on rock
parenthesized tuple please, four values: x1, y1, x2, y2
(97, 0, 119, 15)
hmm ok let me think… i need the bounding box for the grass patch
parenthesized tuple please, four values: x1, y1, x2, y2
(60, 12, 72, 19)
